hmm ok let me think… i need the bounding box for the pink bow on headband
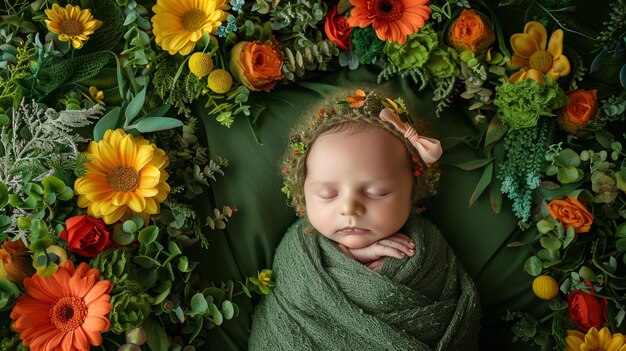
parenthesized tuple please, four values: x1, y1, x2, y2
(379, 108, 443, 167)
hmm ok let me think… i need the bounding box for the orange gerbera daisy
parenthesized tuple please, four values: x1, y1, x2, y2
(347, 0, 431, 44)
(508, 21, 571, 83)
(10, 261, 112, 351)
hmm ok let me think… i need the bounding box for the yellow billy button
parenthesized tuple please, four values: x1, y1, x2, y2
(207, 69, 233, 94)
(188, 52, 214, 78)
(532, 275, 559, 300)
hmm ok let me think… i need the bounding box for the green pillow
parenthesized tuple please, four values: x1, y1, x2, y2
(193, 66, 544, 350)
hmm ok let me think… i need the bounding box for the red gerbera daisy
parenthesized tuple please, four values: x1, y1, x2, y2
(347, 0, 432, 44)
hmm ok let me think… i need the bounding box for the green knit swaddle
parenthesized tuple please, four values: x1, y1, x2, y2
(249, 215, 481, 351)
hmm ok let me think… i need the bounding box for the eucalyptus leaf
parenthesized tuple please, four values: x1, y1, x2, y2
(524, 256, 543, 276)
(94, 107, 121, 141)
(190, 293, 208, 314)
(135, 117, 183, 133)
(125, 85, 147, 124)
(142, 318, 168, 351)
(138, 226, 159, 245)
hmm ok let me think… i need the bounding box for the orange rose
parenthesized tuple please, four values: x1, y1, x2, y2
(0, 239, 35, 283)
(559, 89, 599, 135)
(230, 40, 283, 92)
(547, 196, 593, 233)
(447, 9, 495, 53)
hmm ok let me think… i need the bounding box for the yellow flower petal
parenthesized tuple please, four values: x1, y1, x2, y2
(607, 335, 625, 351)
(127, 193, 146, 213)
(599, 328, 612, 347)
(511, 55, 529, 69)
(103, 207, 126, 225)
(526, 68, 545, 83)
(75, 130, 169, 224)
(548, 29, 564, 59)
(524, 21, 548, 50)
(510, 33, 540, 58)
(117, 134, 137, 168)
(546, 55, 571, 80)
(508, 69, 527, 83)
(586, 328, 600, 348)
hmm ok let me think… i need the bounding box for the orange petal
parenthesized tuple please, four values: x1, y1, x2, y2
(82, 315, 110, 332)
(524, 21, 547, 50)
(510, 33, 540, 58)
(547, 29, 564, 59)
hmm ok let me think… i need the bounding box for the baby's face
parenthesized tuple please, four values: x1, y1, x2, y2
(303, 126, 414, 249)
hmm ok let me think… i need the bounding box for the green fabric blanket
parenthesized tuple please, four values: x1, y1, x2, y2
(248, 215, 481, 351)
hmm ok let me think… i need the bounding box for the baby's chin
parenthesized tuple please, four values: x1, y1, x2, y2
(336, 236, 377, 249)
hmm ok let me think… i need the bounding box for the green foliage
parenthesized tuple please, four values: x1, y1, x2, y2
(152, 60, 205, 119)
(0, 100, 100, 191)
(595, 0, 626, 51)
(351, 27, 384, 65)
(383, 24, 439, 69)
(0, 42, 34, 109)
(109, 280, 154, 334)
(494, 77, 568, 129)
(498, 119, 555, 222)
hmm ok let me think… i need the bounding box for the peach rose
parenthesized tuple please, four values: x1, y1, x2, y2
(559, 89, 599, 135)
(447, 9, 495, 53)
(547, 196, 593, 233)
(230, 40, 283, 92)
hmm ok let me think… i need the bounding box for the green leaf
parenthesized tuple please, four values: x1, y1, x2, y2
(168, 241, 182, 256)
(617, 222, 626, 238)
(563, 228, 575, 248)
(616, 238, 626, 252)
(178, 256, 189, 272)
(112, 226, 136, 245)
(190, 293, 208, 314)
(138, 226, 159, 245)
(210, 303, 223, 325)
(537, 219, 554, 234)
(450, 158, 493, 171)
(94, 107, 121, 141)
(468, 162, 493, 207)
(189, 315, 204, 343)
(578, 266, 597, 282)
(222, 300, 235, 319)
(134, 117, 183, 133)
(125, 85, 147, 125)
(485, 114, 506, 147)
(145, 104, 171, 118)
(0, 182, 8, 208)
(142, 317, 168, 351)
(557, 166, 580, 184)
(524, 256, 543, 276)
(122, 220, 137, 233)
(540, 236, 561, 251)
(555, 149, 581, 167)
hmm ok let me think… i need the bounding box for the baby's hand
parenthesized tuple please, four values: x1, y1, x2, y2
(338, 233, 415, 272)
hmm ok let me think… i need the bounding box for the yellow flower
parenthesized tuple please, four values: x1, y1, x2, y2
(566, 327, 626, 351)
(151, 0, 230, 56)
(44, 3, 102, 49)
(82, 86, 105, 105)
(75, 129, 170, 224)
(508, 21, 570, 84)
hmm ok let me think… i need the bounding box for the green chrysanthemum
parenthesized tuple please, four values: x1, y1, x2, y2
(383, 24, 438, 69)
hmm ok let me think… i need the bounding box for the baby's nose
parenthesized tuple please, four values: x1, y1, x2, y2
(340, 197, 364, 216)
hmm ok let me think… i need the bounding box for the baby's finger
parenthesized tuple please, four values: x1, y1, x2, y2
(390, 233, 415, 248)
(378, 237, 415, 256)
(367, 258, 384, 272)
(372, 243, 406, 260)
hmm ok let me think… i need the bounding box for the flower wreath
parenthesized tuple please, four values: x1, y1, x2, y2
(280, 89, 444, 216)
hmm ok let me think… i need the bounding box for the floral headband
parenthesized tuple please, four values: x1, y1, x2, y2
(281, 89, 443, 215)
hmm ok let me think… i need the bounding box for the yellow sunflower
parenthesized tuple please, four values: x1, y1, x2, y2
(44, 3, 102, 49)
(152, 0, 230, 56)
(508, 21, 571, 84)
(566, 327, 626, 351)
(75, 129, 170, 224)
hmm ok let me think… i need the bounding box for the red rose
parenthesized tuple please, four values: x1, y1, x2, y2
(60, 215, 112, 257)
(324, 5, 351, 50)
(567, 282, 608, 332)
